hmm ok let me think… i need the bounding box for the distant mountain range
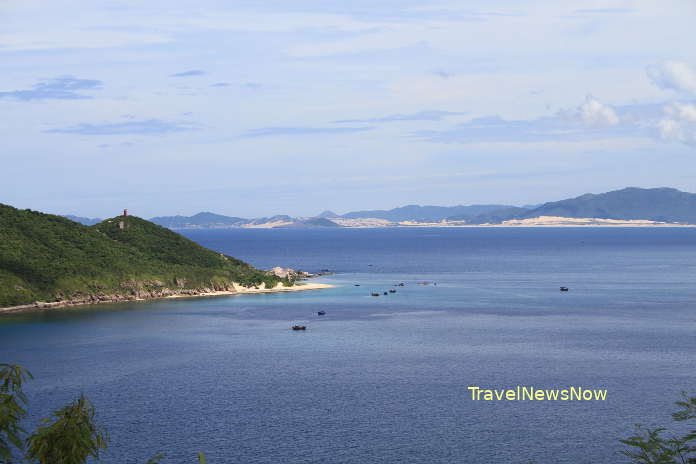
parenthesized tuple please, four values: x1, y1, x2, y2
(63, 215, 102, 226)
(338, 204, 509, 222)
(64, 187, 696, 228)
(149, 212, 249, 228)
(146, 213, 340, 229)
(496, 187, 696, 224)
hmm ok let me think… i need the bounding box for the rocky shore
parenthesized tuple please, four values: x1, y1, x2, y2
(267, 266, 333, 280)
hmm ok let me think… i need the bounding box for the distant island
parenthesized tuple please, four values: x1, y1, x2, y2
(0, 205, 329, 312)
(65, 187, 696, 229)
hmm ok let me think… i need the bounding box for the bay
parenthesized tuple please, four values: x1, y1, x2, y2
(2, 227, 695, 463)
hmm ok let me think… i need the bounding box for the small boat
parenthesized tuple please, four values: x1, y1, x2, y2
(354, 284, 361, 286)
(389, 289, 396, 293)
(397, 283, 405, 287)
(371, 293, 380, 296)
(383, 291, 388, 295)
(560, 287, 569, 292)
(317, 311, 326, 316)
(292, 325, 306, 330)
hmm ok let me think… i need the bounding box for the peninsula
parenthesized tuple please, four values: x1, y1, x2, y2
(0, 204, 329, 313)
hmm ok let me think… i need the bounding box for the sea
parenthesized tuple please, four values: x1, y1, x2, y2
(2, 227, 696, 464)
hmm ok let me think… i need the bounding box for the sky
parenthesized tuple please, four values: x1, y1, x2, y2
(2, 0, 696, 218)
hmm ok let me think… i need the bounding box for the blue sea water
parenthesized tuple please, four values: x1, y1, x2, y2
(2, 227, 696, 464)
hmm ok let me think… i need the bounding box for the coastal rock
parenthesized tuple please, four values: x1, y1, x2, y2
(268, 266, 329, 280)
(269, 266, 296, 279)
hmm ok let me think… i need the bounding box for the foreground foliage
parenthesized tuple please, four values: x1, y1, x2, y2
(0, 363, 209, 463)
(0, 204, 285, 307)
(25, 396, 107, 464)
(621, 393, 696, 464)
(0, 364, 32, 462)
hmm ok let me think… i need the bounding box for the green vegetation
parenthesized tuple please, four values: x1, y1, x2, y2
(0, 363, 193, 464)
(0, 364, 32, 462)
(621, 393, 696, 463)
(0, 204, 286, 307)
(25, 395, 108, 464)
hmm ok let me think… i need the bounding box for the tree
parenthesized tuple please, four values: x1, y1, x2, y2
(25, 395, 108, 464)
(0, 363, 207, 463)
(0, 363, 33, 463)
(621, 393, 696, 464)
(0, 364, 108, 464)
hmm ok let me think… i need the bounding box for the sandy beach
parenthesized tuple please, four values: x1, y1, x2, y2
(334, 216, 696, 228)
(166, 282, 335, 298)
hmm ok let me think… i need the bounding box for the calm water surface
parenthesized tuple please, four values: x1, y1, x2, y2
(2, 228, 696, 463)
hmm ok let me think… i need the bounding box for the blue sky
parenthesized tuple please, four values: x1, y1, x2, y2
(2, 0, 696, 218)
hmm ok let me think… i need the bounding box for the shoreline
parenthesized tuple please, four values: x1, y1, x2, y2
(312, 223, 696, 229)
(165, 282, 334, 298)
(171, 222, 696, 230)
(0, 282, 335, 315)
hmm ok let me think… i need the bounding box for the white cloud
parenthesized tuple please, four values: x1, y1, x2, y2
(576, 97, 620, 126)
(658, 102, 696, 146)
(555, 96, 620, 127)
(647, 61, 696, 95)
(665, 102, 696, 122)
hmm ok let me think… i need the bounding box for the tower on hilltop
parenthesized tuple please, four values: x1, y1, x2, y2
(117, 209, 128, 229)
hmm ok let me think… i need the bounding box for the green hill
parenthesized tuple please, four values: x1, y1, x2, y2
(0, 204, 285, 308)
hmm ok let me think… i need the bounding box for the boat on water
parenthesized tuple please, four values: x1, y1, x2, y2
(560, 287, 569, 292)
(389, 289, 396, 293)
(371, 292, 380, 296)
(317, 311, 326, 316)
(292, 325, 306, 330)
